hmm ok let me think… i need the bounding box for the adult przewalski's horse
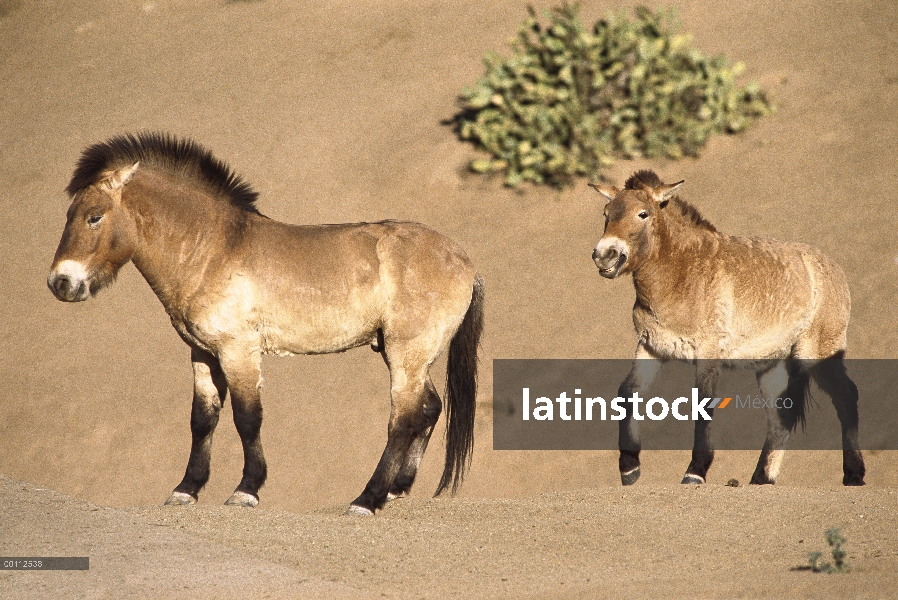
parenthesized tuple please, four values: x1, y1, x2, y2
(590, 170, 864, 487)
(48, 133, 484, 515)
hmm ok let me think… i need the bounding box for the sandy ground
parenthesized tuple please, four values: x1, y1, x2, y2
(1, 0, 897, 597)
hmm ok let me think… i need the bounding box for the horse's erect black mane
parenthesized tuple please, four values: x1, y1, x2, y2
(624, 169, 716, 233)
(66, 132, 261, 215)
(624, 169, 665, 190)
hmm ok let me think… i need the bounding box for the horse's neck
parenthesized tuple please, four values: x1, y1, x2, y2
(126, 175, 243, 313)
(631, 215, 717, 308)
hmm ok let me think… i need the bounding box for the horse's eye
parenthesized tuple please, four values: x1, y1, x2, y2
(638, 211, 649, 219)
(87, 214, 104, 229)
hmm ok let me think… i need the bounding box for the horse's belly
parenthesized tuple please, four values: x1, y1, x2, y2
(260, 317, 377, 355)
(718, 327, 802, 361)
(183, 275, 380, 356)
(641, 321, 800, 362)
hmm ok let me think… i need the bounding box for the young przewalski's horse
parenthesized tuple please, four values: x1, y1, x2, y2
(590, 170, 864, 487)
(48, 133, 484, 515)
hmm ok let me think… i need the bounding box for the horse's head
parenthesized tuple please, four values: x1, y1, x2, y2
(48, 163, 140, 302)
(589, 175, 683, 278)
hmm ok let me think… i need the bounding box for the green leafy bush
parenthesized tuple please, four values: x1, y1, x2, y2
(456, 3, 774, 186)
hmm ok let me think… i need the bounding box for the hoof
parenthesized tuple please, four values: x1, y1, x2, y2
(164, 492, 196, 506)
(843, 476, 865, 487)
(386, 491, 408, 502)
(749, 472, 775, 485)
(620, 467, 640, 486)
(681, 474, 705, 485)
(345, 504, 374, 516)
(224, 491, 259, 507)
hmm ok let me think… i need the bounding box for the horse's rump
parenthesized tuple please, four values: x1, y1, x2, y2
(718, 236, 850, 359)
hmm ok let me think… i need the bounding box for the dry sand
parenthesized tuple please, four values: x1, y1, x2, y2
(1, 0, 897, 597)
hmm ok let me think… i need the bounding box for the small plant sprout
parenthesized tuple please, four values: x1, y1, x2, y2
(806, 527, 851, 573)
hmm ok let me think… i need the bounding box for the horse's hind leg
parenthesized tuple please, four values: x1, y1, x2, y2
(349, 354, 437, 515)
(387, 377, 442, 501)
(165, 348, 228, 505)
(617, 344, 665, 485)
(370, 344, 443, 502)
(811, 357, 865, 485)
(219, 350, 268, 507)
(683, 363, 719, 484)
(749, 362, 797, 485)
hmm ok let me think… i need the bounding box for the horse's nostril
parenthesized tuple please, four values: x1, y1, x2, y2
(49, 273, 82, 300)
(53, 275, 71, 295)
(594, 247, 619, 262)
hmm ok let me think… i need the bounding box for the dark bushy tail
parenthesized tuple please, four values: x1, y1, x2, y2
(784, 359, 814, 432)
(435, 274, 484, 496)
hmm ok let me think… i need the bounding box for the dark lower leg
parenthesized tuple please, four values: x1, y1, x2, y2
(617, 360, 653, 486)
(172, 396, 222, 498)
(683, 368, 718, 483)
(389, 384, 442, 498)
(619, 418, 641, 485)
(683, 411, 714, 483)
(841, 447, 865, 486)
(168, 349, 227, 504)
(683, 450, 714, 483)
(835, 383, 865, 486)
(814, 360, 865, 485)
(833, 386, 865, 485)
(230, 399, 267, 500)
(218, 355, 267, 506)
(351, 415, 420, 513)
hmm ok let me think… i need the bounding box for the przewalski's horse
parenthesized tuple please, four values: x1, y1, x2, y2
(590, 170, 864, 487)
(48, 133, 484, 515)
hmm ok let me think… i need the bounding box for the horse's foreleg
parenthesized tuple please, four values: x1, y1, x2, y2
(683, 363, 719, 484)
(165, 348, 228, 505)
(387, 378, 442, 501)
(750, 362, 793, 485)
(348, 366, 432, 515)
(618, 344, 665, 485)
(219, 351, 267, 507)
(811, 358, 865, 486)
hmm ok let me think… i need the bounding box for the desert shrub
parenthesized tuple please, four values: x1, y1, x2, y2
(456, 3, 774, 187)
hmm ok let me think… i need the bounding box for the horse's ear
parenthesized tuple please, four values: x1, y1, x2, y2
(103, 162, 139, 193)
(654, 180, 683, 208)
(588, 182, 620, 202)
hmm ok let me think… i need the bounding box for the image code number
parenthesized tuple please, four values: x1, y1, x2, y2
(1, 558, 89, 570)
